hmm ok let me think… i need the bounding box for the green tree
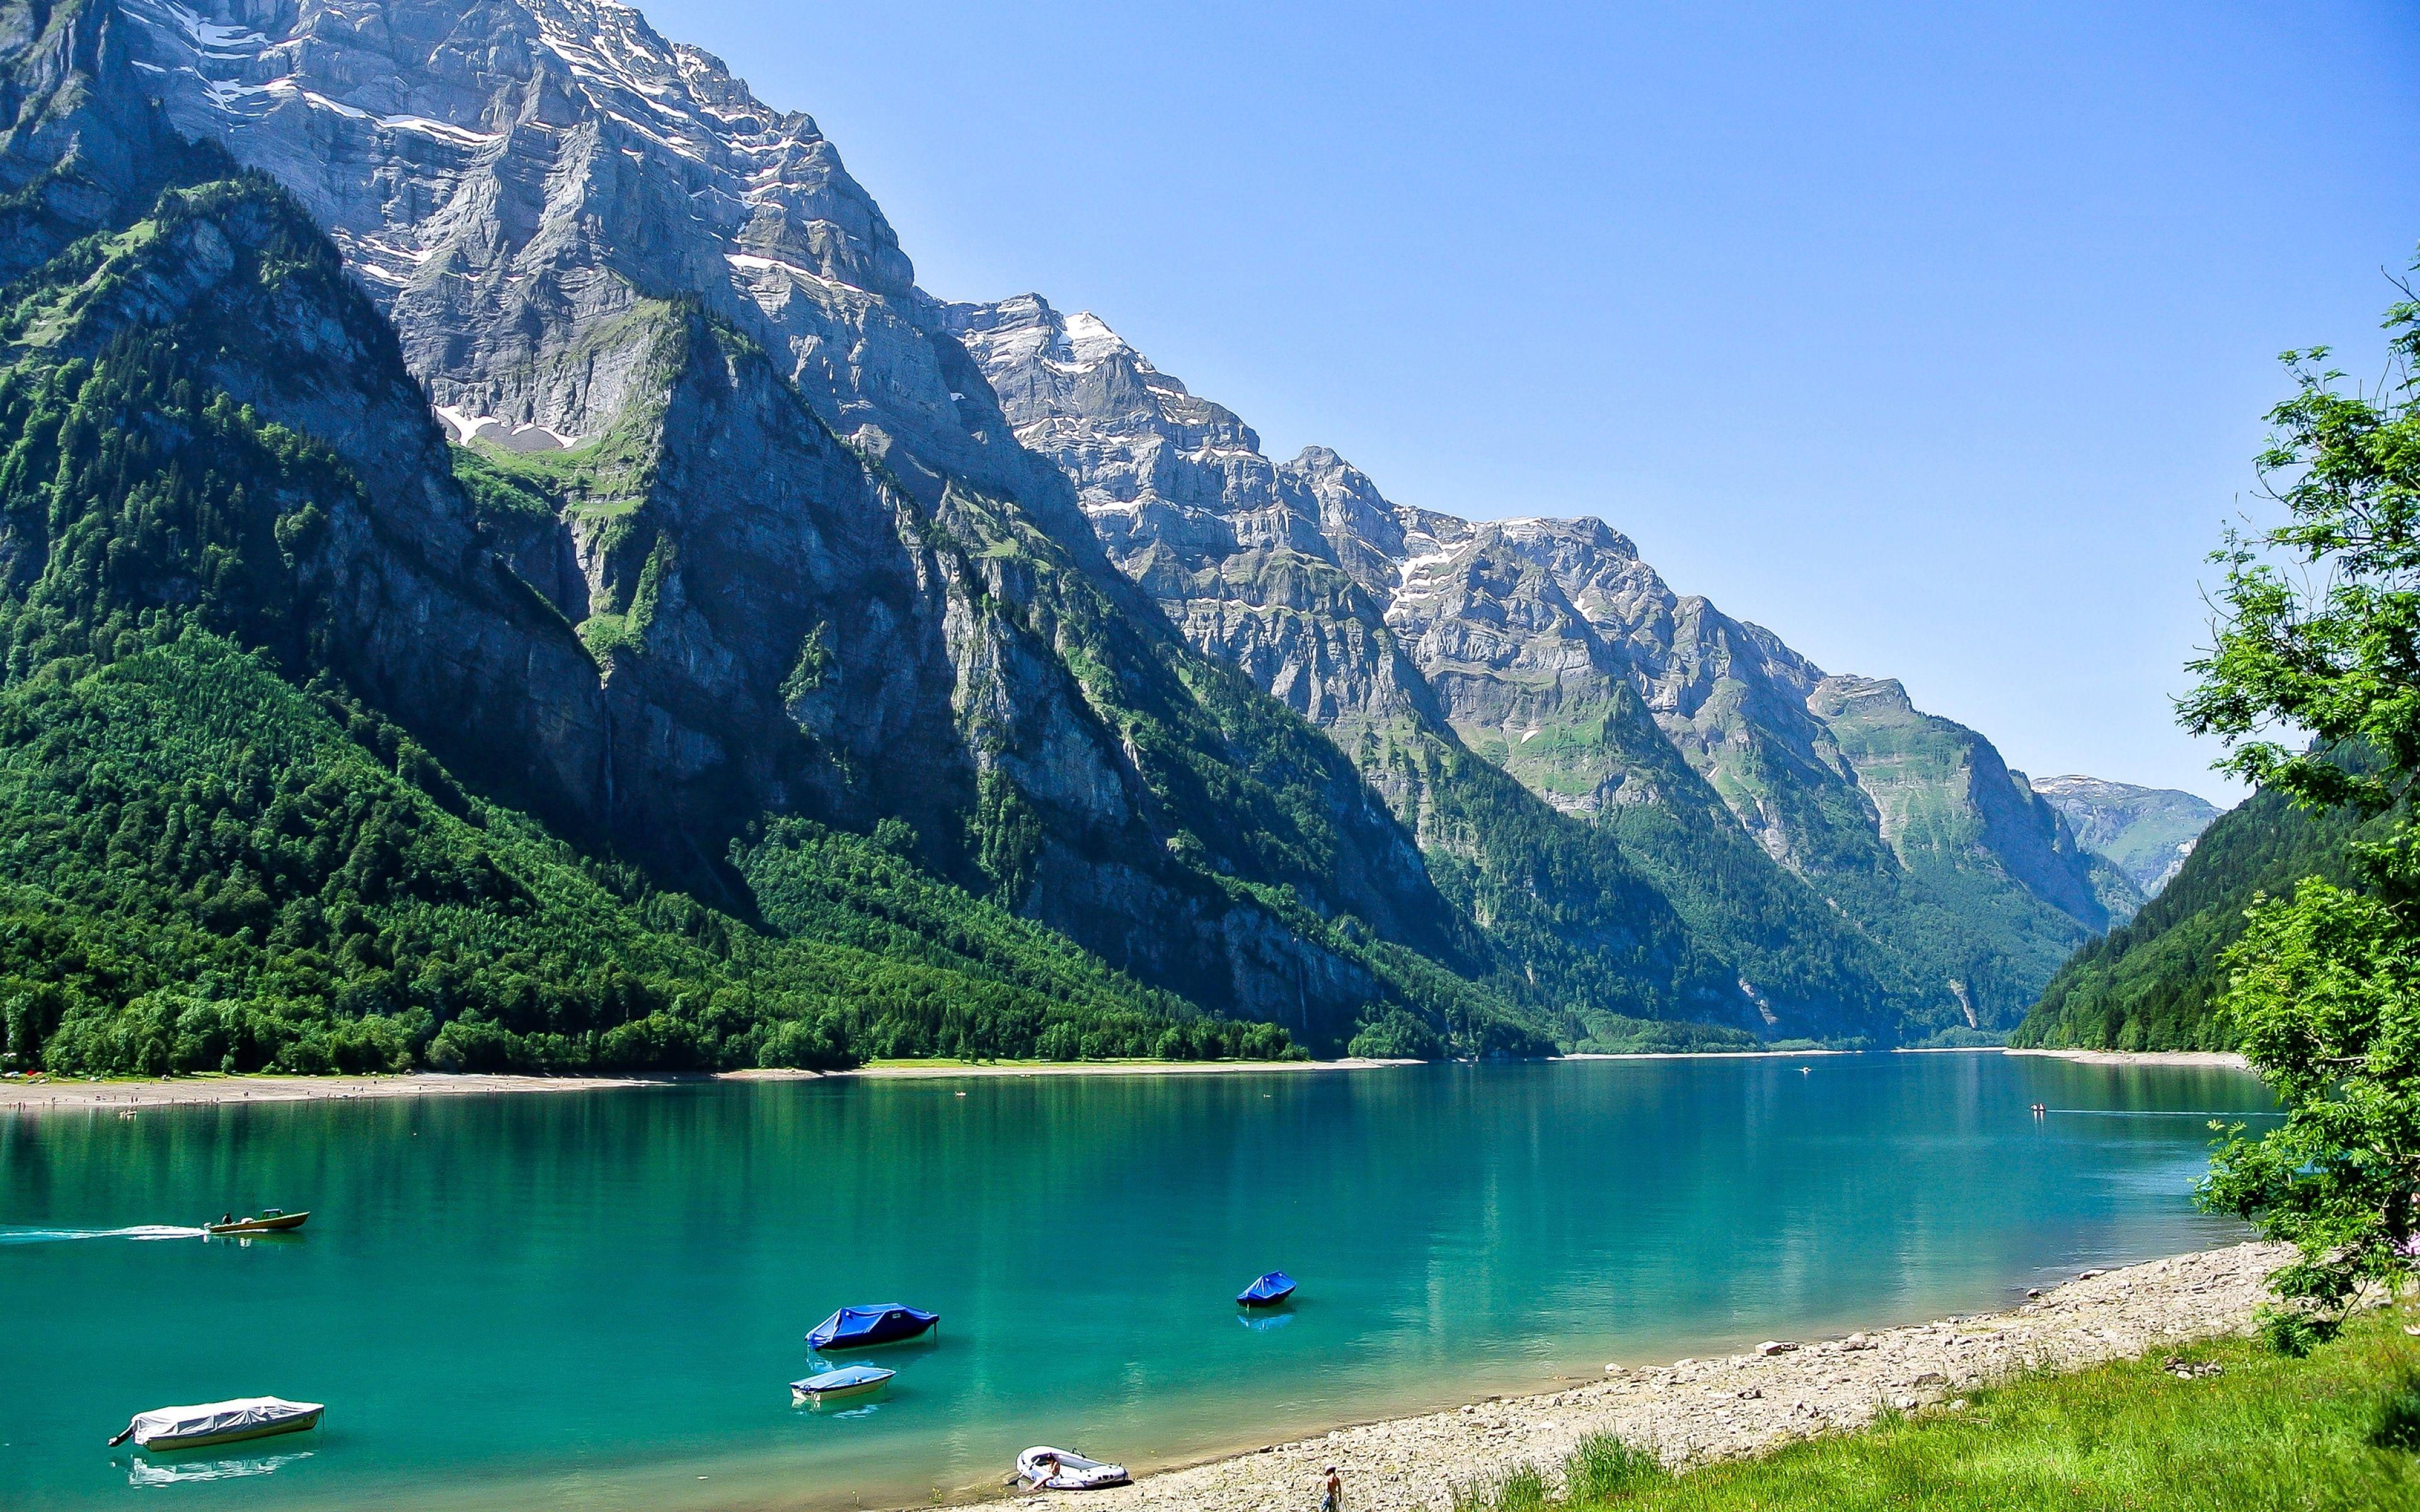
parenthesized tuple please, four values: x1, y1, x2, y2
(2182, 265, 2420, 1329)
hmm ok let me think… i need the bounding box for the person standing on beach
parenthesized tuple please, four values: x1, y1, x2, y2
(1321, 1465, 1342, 1512)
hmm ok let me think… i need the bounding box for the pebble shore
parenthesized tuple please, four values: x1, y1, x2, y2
(1022, 1242, 2291, 1512)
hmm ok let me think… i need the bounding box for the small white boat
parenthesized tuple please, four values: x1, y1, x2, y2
(1018, 1445, 1130, 1491)
(108, 1397, 323, 1451)
(791, 1364, 894, 1403)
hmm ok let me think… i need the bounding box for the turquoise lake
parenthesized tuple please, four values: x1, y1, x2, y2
(0, 1053, 2273, 1510)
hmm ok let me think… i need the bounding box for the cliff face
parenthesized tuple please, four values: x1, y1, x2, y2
(1, 0, 2131, 1047)
(950, 294, 2118, 1031)
(0, 0, 1554, 1050)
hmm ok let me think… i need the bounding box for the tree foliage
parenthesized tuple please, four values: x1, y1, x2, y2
(2185, 268, 2420, 1321)
(2011, 783, 2375, 1051)
(0, 633, 1300, 1076)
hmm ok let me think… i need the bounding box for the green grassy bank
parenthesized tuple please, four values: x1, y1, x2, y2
(1462, 1305, 2419, 1512)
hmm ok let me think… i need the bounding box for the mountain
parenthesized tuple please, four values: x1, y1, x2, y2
(945, 294, 2119, 1036)
(0, 0, 1778, 1067)
(2030, 775, 2223, 898)
(0, 0, 2137, 1067)
(2009, 784, 2372, 1051)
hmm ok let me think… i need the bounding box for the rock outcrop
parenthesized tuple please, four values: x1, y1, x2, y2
(2032, 775, 2223, 898)
(0, 0, 1531, 1047)
(949, 294, 2119, 1030)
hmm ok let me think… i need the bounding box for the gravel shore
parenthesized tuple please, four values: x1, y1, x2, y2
(0, 1070, 665, 1111)
(2004, 1048, 2250, 1070)
(0, 1059, 1418, 1113)
(1019, 1241, 2291, 1512)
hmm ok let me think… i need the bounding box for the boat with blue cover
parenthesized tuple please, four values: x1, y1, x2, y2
(1235, 1271, 1296, 1307)
(790, 1364, 895, 1404)
(805, 1303, 940, 1350)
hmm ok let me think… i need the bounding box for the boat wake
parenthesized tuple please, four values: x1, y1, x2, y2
(0, 1225, 207, 1246)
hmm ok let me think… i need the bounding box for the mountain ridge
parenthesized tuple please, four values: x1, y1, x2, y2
(0, 0, 2164, 1063)
(2031, 774, 2223, 899)
(948, 292, 2118, 1034)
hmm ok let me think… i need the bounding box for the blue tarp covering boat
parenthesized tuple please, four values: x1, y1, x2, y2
(806, 1303, 940, 1350)
(1236, 1271, 1296, 1307)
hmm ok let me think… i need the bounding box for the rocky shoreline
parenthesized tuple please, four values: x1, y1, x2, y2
(1017, 1242, 2291, 1512)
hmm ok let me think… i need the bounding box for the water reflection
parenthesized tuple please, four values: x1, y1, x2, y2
(122, 1450, 312, 1486)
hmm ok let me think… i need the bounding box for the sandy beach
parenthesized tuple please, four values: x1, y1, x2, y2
(1018, 1242, 2294, 1512)
(2005, 1048, 2251, 1070)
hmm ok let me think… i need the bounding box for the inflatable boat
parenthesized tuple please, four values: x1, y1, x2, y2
(1017, 1446, 1130, 1491)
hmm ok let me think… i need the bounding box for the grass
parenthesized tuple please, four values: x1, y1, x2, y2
(1452, 1305, 2419, 1512)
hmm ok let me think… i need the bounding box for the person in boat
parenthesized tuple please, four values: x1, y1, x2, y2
(1322, 1465, 1342, 1512)
(218, 1213, 232, 1227)
(1030, 1452, 1060, 1489)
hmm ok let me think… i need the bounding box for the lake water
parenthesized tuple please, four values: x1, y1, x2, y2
(0, 1053, 2273, 1511)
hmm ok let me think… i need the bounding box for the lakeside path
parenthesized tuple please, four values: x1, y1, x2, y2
(1018, 1241, 2293, 1512)
(0, 1058, 1418, 1112)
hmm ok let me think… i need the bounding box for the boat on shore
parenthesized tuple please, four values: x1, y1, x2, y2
(107, 1398, 323, 1451)
(205, 1210, 308, 1236)
(1017, 1446, 1129, 1490)
(806, 1303, 938, 1350)
(791, 1365, 895, 1404)
(1236, 1271, 1296, 1307)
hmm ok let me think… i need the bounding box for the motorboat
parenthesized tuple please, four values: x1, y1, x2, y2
(108, 1397, 323, 1451)
(1017, 1445, 1129, 1491)
(790, 1365, 894, 1404)
(806, 1303, 938, 1350)
(1235, 1271, 1296, 1307)
(204, 1210, 309, 1236)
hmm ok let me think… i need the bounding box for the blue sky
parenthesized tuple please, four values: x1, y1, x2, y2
(647, 0, 2420, 801)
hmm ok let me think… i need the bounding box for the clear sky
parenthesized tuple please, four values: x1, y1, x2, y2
(645, 0, 2420, 803)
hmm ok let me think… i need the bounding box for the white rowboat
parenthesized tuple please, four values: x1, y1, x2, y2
(108, 1397, 324, 1451)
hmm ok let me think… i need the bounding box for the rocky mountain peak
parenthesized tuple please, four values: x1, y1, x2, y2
(2032, 774, 2225, 897)
(952, 290, 2125, 1026)
(3, 0, 2182, 1048)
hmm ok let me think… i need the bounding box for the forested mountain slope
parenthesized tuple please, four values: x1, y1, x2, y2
(0, 0, 1751, 1067)
(947, 294, 2119, 1035)
(0, 0, 2150, 1066)
(2009, 785, 2373, 1051)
